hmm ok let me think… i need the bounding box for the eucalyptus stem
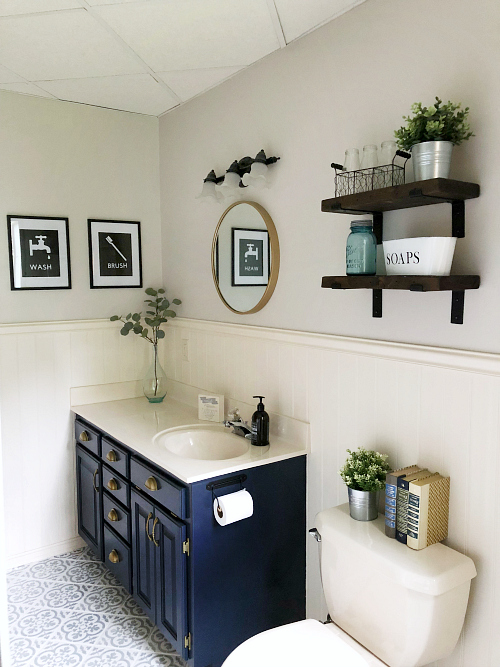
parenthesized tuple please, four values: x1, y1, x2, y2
(110, 287, 182, 350)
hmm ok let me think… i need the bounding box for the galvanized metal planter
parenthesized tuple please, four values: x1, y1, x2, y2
(348, 487, 379, 521)
(412, 140, 453, 181)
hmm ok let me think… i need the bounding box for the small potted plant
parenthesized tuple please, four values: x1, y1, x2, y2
(339, 447, 391, 521)
(394, 97, 473, 181)
(110, 287, 181, 403)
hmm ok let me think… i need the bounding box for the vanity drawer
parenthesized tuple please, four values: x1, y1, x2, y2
(103, 524, 131, 593)
(131, 457, 187, 519)
(102, 464, 130, 508)
(75, 420, 100, 458)
(103, 491, 130, 544)
(101, 437, 129, 478)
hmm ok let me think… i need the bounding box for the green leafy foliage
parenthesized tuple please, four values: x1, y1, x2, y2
(394, 97, 474, 150)
(339, 447, 391, 492)
(109, 287, 182, 345)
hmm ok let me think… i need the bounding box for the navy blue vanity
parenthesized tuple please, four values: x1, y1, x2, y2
(75, 415, 306, 667)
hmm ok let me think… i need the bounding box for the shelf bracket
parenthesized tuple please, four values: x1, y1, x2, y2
(372, 289, 382, 318)
(372, 211, 383, 245)
(451, 290, 465, 325)
(451, 200, 465, 238)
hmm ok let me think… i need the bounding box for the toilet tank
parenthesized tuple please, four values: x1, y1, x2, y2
(316, 505, 476, 667)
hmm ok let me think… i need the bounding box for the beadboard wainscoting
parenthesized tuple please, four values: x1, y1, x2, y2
(163, 318, 500, 667)
(0, 320, 152, 569)
(1, 318, 500, 666)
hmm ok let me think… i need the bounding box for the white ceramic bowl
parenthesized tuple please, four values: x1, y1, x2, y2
(383, 237, 457, 276)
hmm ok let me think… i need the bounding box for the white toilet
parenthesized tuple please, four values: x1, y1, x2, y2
(222, 504, 476, 667)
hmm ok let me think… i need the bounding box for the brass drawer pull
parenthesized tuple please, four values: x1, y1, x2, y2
(107, 478, 118, 491)
(152, 517, 159, 547)
(79, 431, 90, 442)
(107, 508, 119, 522)
(106, 450, 117, 462)
(145, 476, 158, 491)
(145, 512, 153, 541)
(108, 549, 120, 564)
(92, 469, 99, 492)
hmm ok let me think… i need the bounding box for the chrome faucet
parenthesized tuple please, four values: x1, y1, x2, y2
(223, 408, 252, 439)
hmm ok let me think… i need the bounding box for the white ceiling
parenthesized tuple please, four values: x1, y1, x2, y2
(0, 0, 366, 116)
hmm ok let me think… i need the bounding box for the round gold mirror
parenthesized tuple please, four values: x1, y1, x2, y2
(212, 201, 279, 314)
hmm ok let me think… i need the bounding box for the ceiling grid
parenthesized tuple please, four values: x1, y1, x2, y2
(0, 0, 367, 116)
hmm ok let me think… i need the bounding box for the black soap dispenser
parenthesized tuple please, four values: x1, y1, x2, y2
(251, 396, 269, 447)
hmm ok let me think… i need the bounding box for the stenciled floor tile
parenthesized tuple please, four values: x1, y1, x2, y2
(8, 547, 187, 667)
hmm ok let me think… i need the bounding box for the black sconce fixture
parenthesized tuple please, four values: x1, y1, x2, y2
(197, 150, 280, 202)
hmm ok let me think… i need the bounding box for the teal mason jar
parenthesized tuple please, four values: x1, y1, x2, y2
(346, 220, 377, 275)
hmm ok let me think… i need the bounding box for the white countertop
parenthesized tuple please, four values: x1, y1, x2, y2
(72, 396, 309, 484)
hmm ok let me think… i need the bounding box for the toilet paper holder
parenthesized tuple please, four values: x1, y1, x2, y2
(206, 474, 248, 517)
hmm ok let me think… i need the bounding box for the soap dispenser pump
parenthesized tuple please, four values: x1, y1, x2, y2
(251, 396, 269, 447)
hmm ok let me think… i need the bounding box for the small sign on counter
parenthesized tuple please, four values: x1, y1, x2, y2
(198, 393, 224, 422)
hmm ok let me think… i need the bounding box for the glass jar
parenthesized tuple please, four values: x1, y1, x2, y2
(380, 140, 397, 165)
(343, 148, 360, 172)
(346, 220, 377, 275)
(361, 144, 379, 169)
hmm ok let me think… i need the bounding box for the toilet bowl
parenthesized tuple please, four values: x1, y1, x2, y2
(222, 619, 385, 667)
(222, 504, 476, 667)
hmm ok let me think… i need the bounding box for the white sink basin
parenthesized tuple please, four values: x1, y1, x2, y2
(154, 424, 250, 461)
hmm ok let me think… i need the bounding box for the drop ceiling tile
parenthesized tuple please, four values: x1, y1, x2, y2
(0, 0, 80, 16)
(0, 82, 55, 97)
(0, 9, 145, 81)
(94, 0, 280, 70)
(37, 73, 179, 115)
(0, 63, 24, 83)
(157, 66, 242, 102)
(274, 0, 367, 43)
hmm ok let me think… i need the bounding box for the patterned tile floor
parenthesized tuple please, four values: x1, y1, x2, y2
(7, 546, 187, 667)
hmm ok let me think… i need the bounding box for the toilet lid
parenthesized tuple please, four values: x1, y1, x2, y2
(221, 619, 386, 667)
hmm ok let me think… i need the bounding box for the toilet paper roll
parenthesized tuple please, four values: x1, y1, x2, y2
(213, 489, 253, 526)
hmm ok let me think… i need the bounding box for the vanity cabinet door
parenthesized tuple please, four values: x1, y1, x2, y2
(131, 489, 156, 624)
(76, 445, 102, 560)
(154, 506, 188, 660)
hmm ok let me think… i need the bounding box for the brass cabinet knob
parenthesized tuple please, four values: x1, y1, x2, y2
(106, 450, 117, 462)
(107, 508, 119, 522)
(107, 478, 118, 491)
(79, 431, 90, 442)
(108, 549, 120, 564)
(145, 476, 158, 491)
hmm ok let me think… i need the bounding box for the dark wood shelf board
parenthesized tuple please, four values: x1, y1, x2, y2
(321, 275, 480, 291)
(321, 178, 480, 215)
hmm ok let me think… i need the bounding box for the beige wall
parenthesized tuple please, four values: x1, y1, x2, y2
(0, 91, 162, 323)
(159, 0, 500, 353)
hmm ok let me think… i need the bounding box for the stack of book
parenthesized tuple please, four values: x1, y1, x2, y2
(385, 466, 450, 550)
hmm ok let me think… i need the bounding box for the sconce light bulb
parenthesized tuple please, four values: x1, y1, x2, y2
(196, 180, 218, 201)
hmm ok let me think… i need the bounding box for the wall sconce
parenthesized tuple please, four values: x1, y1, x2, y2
(197, 150, 280, 202)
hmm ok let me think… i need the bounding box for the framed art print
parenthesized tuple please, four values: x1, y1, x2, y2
(231, 227, 269, 286)
(88, 219, 142, 289)
(7, 215, 71, 290)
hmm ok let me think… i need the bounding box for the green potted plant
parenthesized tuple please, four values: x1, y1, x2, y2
(394, 97, 473, 181)
(110, 287, 181, 403)
(339, 447, 391, 521)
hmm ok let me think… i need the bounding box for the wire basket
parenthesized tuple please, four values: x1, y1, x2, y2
(331, 150, 411, 197)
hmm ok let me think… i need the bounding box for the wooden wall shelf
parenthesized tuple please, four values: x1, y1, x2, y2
(321, 178, 481, 324)
(321, 275, 480, 291)
(321, 178, 480, 214)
